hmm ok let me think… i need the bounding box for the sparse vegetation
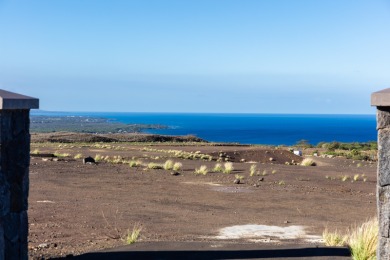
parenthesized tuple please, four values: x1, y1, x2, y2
(323, 228, 346, 246)
(74, 153, 83, 159)
(141, 148, 212, 161)
(249, 164, 257, 176)
(318, 141, 377, 161)
(147, 162, 164, 170)
(54, 152, 71, 158)
(194, 165, 208, 175)
(129, 160, 143, 167)
(163, 160, 174, 170)
(278, 180, 285, 186)
(213, 163, 224, 173)
(322, 218, 378, 260)
(235, 174, 244, 180)
(348, 218, 378, 260)
(300, 158, 316, 166)
(31, 149, 40, 155)
(122, 223, 142, 245)
(223, 162, 234, 174)
(94, 154, 103, 162)
(173, 162, 183, 171)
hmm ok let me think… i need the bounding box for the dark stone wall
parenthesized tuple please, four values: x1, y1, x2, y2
(0, 110, 30, 260)
(377, 108, 390, 259)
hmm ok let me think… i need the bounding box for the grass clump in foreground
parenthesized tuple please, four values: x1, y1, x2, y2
(348, 218, 378, 260)
(323, 217, 378, 260)
(122, 223, 142, 245)
(300, 158, 316, 166)
(194, 165, 208, 175)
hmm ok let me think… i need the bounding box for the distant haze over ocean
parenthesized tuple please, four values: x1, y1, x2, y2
(31, 111, 376, 145)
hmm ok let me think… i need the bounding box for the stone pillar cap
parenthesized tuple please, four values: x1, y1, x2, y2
(372, 88, 390, 107)
(0, 89, 39, 109)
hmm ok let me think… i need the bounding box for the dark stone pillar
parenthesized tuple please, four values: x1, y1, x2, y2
(372, 89, 390, 259)
(0, 90, 38, 260)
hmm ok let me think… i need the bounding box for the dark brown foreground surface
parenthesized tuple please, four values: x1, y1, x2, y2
(28, 140, 376, 259)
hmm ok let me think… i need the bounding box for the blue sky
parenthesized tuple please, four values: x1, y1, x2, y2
(0, 0, 389, 114)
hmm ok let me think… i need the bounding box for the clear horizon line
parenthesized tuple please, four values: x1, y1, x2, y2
(32, 109, 376, 116)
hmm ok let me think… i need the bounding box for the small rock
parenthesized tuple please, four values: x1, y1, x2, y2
(53, 158, 59, 162)
(258, 177, 264, 182)
(284, 220, 290, 224)
(253, 184, 259, 187)
(171, 171, 180, 176)
(234, 179, 240, 184)
(38, 243, 49, 249)
(83, 156, 95, 164)
(269, 157, 275, 161)
(240, 159, 246, 162)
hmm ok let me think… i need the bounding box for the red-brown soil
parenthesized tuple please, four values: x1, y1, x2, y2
(28, 138, 377, 259)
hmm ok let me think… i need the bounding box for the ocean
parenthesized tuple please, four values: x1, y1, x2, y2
(31, 111, 377, 145)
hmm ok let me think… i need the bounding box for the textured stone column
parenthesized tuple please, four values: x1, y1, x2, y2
(0, 90, 39, 260)
(372, 88, 390, 259)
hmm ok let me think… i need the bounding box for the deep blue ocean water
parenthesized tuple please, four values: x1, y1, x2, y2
(31, 111, 377, 145)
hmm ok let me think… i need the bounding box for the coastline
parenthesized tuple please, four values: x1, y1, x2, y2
(30, 112, 377, 145)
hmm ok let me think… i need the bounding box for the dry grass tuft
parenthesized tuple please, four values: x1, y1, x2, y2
(163, 160, 174, 170)
(249, 165, 257, 176)
(194, 165, 208, 175)
(323, 218, 378, 260)
(223, 162, 234, 174)
(348, 217, 378, 260)
(323, 228, 347, 246)
(122, 223, 142, 245)
(74, 153, 83, 159)
(173, 162, 183, 171)
(213, 163, 224, 173)
(300, 158, 316, 166)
